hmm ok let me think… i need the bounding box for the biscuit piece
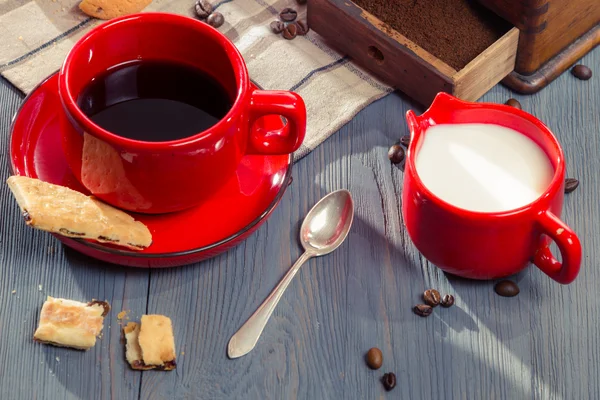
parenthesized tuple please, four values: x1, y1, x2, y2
(81, 133, 152, 211)
(124, 322, 154, 370)
(124, 315, 176, 370)
(79, 0, 153, 20)
(34, 296, 110, 350)
(6, 176, 152, 250)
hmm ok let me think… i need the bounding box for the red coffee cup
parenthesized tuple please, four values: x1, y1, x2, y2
(58, 13, 306, 214)
(402, 93, 581, 284)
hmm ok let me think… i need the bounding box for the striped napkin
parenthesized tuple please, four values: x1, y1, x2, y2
(0, 0, 391, 159)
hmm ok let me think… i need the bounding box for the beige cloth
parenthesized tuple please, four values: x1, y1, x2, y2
(0, 0, 391, 159)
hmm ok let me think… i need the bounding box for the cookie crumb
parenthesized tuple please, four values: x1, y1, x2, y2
(55, 357, 60, 362)
(38, 284, 43, 291)
(117, 310, 130, 321)
(11, 290, 16, 294)
(18, 36, 23, 40)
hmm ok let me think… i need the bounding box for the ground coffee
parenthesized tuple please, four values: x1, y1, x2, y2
(351, 0, 511, 70)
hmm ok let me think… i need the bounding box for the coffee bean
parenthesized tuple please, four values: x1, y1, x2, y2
(382, 372, 397, 391)
(365, 347, 383, 370)
(423, 289, 441, 307)
(494, 280, 520, 297)
(207, 12, 224, 28)
(571, 65, 592, 81)
(400, 135, 411, 147)
(206, 12, 224, 28)
(440, 294, 455, 308)
(194, 0, 212, 19)
(282, 23, 298, 40)
(388, 144, 405, 164)
(270, 20, 285, 34)
(280, 7, 298, 22)
(296, 20, 309, 36)
(296, 0, 307, 4)
(413, 304, 433, 317)
(505, 98, 522, 110)
(565, 178, 579, 194)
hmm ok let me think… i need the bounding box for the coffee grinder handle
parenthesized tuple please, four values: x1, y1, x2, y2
(246, 89, 306, 155)
(533, 210, 582, 284)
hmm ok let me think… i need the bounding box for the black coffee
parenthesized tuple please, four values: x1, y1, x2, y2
(77, 61, 232, 142)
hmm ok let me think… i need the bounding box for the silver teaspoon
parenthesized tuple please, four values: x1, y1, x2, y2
(227, 189, 354, 359)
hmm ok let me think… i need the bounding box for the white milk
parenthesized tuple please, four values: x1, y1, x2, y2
(414, 123, 554, 213)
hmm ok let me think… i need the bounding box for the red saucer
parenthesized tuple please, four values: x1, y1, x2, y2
(9, 73, 293, 267)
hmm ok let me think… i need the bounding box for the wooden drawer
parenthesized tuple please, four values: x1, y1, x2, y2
(307, 0, 519, 106)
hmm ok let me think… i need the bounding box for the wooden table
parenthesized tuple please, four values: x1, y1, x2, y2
(0, 48, 598, 399)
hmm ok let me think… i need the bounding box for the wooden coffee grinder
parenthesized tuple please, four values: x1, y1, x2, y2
(308, 0, 599, 105)
(482, 0, 599, 93)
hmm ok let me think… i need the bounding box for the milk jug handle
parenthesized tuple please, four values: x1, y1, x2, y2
(533, 210, 582, 284)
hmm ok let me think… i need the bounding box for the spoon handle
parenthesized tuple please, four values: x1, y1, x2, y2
(227, 251, 314, 359)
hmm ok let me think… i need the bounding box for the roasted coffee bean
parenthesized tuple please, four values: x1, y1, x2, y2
(423, 289, 441, 307)
(505, 98, 522, 110)
(365, 347, 383, 370)
(413, 304, 433, 317)
(207, 12, 224, 28)
(296, 20, 309, 35)
(400, 135, 411, 147)
(494, 280, 520, 297)
(440, 294, 455, 308)
(388, 144, 405, 164)
(270, 20, 285, 34)
(382, 372, 397, 391)
(565, 178, 579, 194)
(280, 7, 298, 22)
(194, 0, 213, 19)
(282, 23, 298, 40)
(296, 0, 307, 4)
(571, 65, 592, 81)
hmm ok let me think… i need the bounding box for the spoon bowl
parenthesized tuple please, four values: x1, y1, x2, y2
(301, 189, 354, 255)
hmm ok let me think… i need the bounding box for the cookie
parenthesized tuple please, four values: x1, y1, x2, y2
(79, 0, 153, 20)
(6, 176, 152, 250)
(124, 315, 177, 370)
(34, 297, 110, 350)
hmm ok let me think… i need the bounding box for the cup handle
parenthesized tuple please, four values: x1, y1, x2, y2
(246, 89, 306, 155)
(533, 210, 582, 284)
